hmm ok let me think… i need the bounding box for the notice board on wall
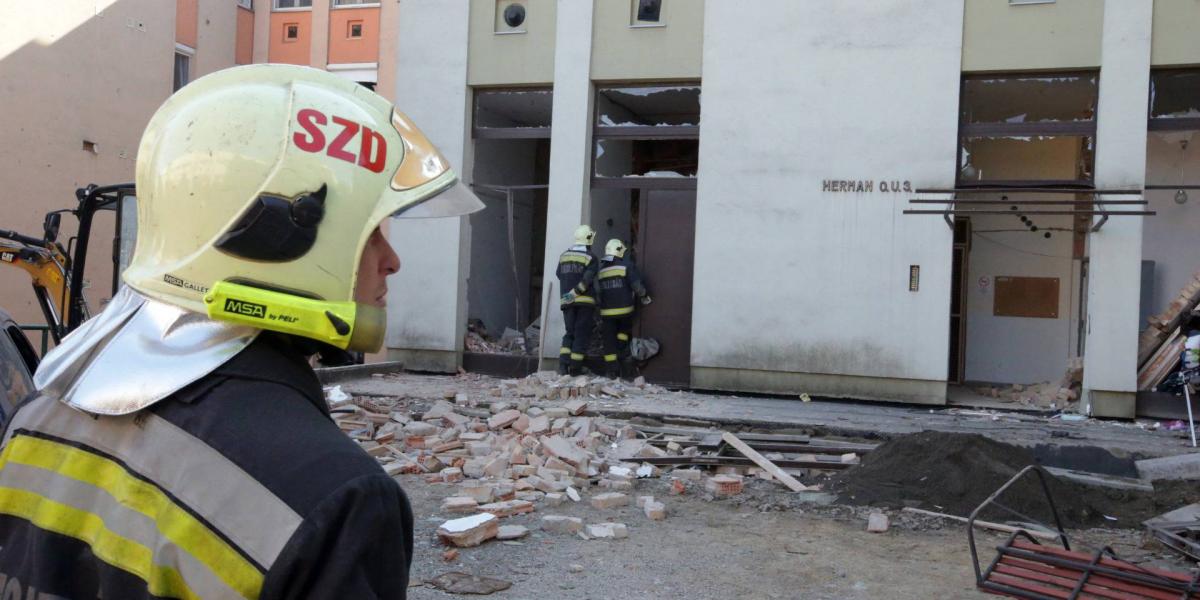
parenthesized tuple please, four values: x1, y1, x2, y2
(994, 276, 1059, 319)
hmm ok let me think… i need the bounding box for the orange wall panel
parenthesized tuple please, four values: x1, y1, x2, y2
(327, 6, 379, 65)
(176, 0, 198, 48)
(269, 10, 312, 65)
(236, 7, 254, 64)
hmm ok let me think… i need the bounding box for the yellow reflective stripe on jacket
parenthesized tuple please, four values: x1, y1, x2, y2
(617, 333, 630, 342)
(559, 254, 591, 265)
(572, 295, 595, 304)
(600, 306, 634, 317)
(0, 434, 263, 599)
(559, 347, 571, 355)
(603, 354, 618, 362)
(0, 486, 201, 600)
(598, 266, 626, 279)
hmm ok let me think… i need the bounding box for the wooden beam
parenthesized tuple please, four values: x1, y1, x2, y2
(901, 507, 1060, 541)
(721, 432, 812, 492)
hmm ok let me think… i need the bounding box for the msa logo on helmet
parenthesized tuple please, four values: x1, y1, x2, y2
(224, 298, 267, 319)
(293, 108, 387, 174)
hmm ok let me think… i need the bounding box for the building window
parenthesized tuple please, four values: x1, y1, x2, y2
(334, 0, 377, 5)
(236, 0, 252, 9)
(283, 23, 299, 41)
(274, 0, 311, 9)
(957, 73, 1097, 186)
(631, 0, 664, 27)
(173, 52, 190, 92)
(348, 21, 363, 38)
(592, 85, 700, 187)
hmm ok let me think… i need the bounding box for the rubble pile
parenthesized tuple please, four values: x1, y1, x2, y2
(486, 371, 668, 401)
(975, 358, 1083, 410)
(329, 372, 705, 550)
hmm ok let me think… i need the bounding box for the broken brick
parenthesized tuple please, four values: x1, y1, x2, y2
(478, 500, 535, 518)
(541, 515, 584, 535)
(442, 497, 479, 514)
(585, 522, 628, 539)
(590, 492, 630, 510)
(437, 513, 499, 548)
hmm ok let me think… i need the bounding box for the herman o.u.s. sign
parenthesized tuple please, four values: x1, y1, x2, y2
(821, 179, 913, 193)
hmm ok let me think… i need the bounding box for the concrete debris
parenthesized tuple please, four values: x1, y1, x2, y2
(644, 500, 666, 521)
(867, 512, 889, 533)
(478, 499, 535, 518)
(585, 522, 628, 539)
(426, 571, 512, 595)
(496, 525, 530, 540)
(590, 492, 630, 509)
(705, 475, 744, 497)
(437, 513, 499, 547)
(542, 515, 584, 534)
(442, 496, 479, 514)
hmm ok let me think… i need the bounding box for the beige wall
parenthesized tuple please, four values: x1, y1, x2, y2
(591, 0, 702, 81)
(467, 0, 557, 86)
(0, 0, 175, 328)
(195, 0, 238, 78)
(962, 0, 1103, 72)
(377, 0, 399, 101)
(1151, 0, 1200, 66)
(252, 0, 271, 62)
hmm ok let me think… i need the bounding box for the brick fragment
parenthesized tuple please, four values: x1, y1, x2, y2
(442, 497, 479, 514)
(437, 513, 499, 547)
(590, 492, 630, 510)
(541, 515, 583, 534)
(585, 522, 628, 539)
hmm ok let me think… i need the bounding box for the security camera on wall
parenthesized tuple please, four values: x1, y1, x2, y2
(495, 0, 527, 34)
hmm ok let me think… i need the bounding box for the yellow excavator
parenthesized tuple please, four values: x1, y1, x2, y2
(0, 184, 135, 345)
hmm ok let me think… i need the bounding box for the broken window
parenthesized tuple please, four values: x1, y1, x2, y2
(594, 139, 698, 179)
(959, 136, 1093, 183)
(596, 85, 699, 128)
(593, 85, 700, 188)
(961, 74, 1097, 125)
(284, 23, 299, 41)
(473, 89, 552, 138)
(348, 21, 363, 38)
(958, 73, 1097, 185)
(1150, 69, 1200, 126)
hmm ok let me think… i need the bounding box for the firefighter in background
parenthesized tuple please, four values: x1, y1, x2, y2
(596, 238, 651, 379)
(556, 225, 599, 375)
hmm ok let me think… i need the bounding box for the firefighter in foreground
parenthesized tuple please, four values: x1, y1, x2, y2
(556, 225, 599, 375)
(0, 65, 483, 599)
(596, 239, 651, 379)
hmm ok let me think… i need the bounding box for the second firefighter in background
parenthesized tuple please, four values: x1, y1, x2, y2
(597, 238, 651, 378)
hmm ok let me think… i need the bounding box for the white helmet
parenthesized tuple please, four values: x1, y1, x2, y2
(573, 225, 596, 246)
(125, 64, 483, 352)
(605, 238, 627, 258)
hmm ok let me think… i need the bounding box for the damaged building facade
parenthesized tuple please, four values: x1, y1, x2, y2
(385, 0, 1200, 418)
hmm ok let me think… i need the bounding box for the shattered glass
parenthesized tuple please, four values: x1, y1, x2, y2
(1150, 70, 1200, 120)
(594, 139, 699, 178)
(958, 136, 1094, 182)
(596, 85, 701, 127)
(961, 75, 1098, 124)
(474, 89, 553, 129)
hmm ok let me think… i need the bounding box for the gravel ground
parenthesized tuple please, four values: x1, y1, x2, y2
(402, 475, 992, 599)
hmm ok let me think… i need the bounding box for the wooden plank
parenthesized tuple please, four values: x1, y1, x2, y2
(901, 507, 1061, 541)
(721, 432, 812, 492)
(1138, 327, 1181, 389)
(1139, 332, 1185, 391)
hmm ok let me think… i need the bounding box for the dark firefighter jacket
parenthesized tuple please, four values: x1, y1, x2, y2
(556, 244, 598, 307)
(0, 333, 414, 599)
(596, 255, 647, 318)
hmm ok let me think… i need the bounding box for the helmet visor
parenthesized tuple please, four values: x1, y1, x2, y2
(393, 179, 485, 219)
